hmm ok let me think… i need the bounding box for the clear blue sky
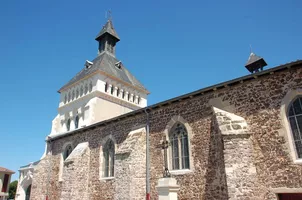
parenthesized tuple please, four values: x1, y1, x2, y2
(0, 0, 301, 180)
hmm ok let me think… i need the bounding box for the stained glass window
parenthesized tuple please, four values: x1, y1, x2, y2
(103, 139, 115, 177)
(169, 123, 190, 170)
(289, 97, 302, 158)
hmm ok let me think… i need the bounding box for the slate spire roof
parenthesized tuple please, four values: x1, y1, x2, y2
(245, 52, 267, 73)
(95, 19, 120, 41)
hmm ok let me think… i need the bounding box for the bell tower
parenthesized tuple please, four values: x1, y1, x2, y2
(95, 19, 120, 56)
(49, 17, 149, 138)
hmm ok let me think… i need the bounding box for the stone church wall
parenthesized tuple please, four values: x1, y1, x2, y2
(31, 66, 302, 200)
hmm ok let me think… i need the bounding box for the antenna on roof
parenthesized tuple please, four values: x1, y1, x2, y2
(250, 44, 253, 53)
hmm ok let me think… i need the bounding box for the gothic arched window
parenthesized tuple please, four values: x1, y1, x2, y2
(64, 95, 67, 104)
(75, 116, 79, 129)
(169, 123, 190, 170)
(103, 139, 115, 177)
(288, 97, 302, 158)
(66, 119, 71, 131)
(63, 144, 73, 160)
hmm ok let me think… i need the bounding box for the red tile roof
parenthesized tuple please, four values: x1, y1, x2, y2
(0, 167, 15, 174)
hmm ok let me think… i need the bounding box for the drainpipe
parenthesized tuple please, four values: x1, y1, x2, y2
(46, 136, 52, 200)
(144, 109, 150, 200)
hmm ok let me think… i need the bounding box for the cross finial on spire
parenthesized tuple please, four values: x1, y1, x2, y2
(105, 10, 112, 21)
(250, 44, 253, 54)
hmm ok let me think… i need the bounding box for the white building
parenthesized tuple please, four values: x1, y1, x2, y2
(0, 167, 14, 200)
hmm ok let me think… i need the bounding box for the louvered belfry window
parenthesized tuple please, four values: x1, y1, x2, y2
(170, 123, 190, 170)
(289, 97, 302, 158)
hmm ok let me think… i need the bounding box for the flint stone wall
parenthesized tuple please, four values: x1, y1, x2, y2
(30, 66, 302, 200)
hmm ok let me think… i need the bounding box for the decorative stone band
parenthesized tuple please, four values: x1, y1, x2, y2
(212, 107, 249, 136)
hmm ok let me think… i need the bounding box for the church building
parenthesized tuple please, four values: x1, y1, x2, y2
(16, 18, 302, 200)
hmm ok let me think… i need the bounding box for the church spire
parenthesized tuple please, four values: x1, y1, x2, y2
(95, 18, 120, 56)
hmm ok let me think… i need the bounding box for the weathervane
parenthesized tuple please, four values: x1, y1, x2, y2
(105, 10, 112, 21)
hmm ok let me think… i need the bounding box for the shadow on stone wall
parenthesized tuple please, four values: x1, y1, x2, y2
(202, 116, 228, 200)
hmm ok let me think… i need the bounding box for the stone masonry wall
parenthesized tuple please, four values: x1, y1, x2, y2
(30, 66, 302, 200)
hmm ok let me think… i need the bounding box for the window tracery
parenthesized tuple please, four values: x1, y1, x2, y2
(169, 123, 190, 170)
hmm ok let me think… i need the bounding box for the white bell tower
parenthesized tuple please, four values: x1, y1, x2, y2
(49, 19, 149, 138)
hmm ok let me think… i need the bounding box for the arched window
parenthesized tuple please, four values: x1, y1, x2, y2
(76, 89, 79, 98)
(169, 123, 190, 170)
(117, 88, 120, 97)
(72, 90, 75, 100)
(68, 92, 71, 102)
(80, 86, 84, 96)
(122, 90, 125, 99)
(25, 184, 31, 200)
(89, 82, 93, 92)
(138, 97, 141, 105)
(110, 85, 114, 95)
(288, 97, 302, 158)
(64, 95, 67, 104)
(103, 139, 115, 177)
(84, 84, 88, 94)
(66, 119, 71, 131)
(63, 144, 73, 160)
(105, 83, 108, 92)
(74, 116, 79, 129)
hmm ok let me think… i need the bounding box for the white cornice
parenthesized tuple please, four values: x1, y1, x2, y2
(59, 90, 142, 111)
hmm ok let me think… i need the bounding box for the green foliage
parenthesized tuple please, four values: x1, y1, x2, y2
(8, 180, 18, 199)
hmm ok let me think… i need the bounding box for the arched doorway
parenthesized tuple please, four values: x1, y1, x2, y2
(25, 184, 31, 200)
